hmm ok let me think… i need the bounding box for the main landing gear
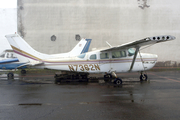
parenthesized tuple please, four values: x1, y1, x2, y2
(103, 71, 148, 85)
(7, 69, 27, 79)
(104, 73, 112, 82)
(111, 72, 123, 85)
(7, 72, 14, 79)
(103, 72, 123, 85)
(114, 78, 122, 85)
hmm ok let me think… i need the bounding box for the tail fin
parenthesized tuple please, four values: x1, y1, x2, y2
(69, 39, 92, 56)
(5, 34, 92, 63)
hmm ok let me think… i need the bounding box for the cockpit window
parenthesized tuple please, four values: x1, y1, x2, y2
(90, 54, 97, 59)
(100, 52, 109, 59)
(77, 53, 86, 59)
(128, 48, 136, 56)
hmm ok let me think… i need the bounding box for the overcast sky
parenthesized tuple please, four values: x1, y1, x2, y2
(0, 0, 17, 8)
(0, 0, 17, 52)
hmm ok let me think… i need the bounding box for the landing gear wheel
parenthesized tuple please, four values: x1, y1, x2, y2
(114, 78, 122, 85)
(7, 72, 14, 78)
(21, 69, 26, 74)
(140, 74, 148, 81)
(104, 74, 112, 82)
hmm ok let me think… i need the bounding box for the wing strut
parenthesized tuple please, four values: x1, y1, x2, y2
(129, 47, 140, 71)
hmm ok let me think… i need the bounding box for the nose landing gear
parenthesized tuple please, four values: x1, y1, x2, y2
(140, 72, 148, 81)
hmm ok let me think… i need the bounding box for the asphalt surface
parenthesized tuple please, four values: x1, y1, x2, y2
(0, 70, 180, 120)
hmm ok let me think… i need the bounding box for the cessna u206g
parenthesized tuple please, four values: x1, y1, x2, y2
(5, 34, 175, 84)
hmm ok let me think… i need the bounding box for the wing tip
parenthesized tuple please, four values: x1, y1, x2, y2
(149, 35, 176, 41)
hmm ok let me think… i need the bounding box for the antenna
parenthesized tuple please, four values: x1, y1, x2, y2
(106, 41, 112, 48)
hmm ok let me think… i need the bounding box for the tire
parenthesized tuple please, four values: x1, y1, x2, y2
(140, 74, 148, 81)
(104, 74, 112, 82)
(7, 72, 14, 78)
(21, 70, 26, 74)
(114, 78, 122, 85)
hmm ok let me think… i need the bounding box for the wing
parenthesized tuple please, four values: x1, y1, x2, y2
(0, 58, 19, 64)
(101, 35, 175, 52)
(100, 35, 175, 72)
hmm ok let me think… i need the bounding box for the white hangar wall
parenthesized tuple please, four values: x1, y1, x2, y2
(17, 0, 180, 64)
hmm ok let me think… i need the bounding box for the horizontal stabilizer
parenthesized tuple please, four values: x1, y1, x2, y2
(16, 61, 43, 68)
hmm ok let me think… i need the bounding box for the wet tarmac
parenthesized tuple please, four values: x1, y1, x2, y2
(0, 70, 180, 120)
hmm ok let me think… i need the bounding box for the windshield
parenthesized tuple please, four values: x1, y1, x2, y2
(128, 48, 136, 56)
(0, 53, 5, 58)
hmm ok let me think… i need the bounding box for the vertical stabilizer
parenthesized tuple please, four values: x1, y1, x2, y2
(69, 39, 92, 56)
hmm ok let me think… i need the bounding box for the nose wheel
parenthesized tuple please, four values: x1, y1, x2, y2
(140, 73, 148, 81)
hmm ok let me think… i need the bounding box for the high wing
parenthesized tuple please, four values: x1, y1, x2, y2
(101, 35, 175, 52)
(101, 35, 175, 71)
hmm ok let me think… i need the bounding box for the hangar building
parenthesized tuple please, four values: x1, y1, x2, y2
(17, 0, 180, 66)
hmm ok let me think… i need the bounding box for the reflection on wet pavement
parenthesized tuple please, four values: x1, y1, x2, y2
(0, 71, 180, 120)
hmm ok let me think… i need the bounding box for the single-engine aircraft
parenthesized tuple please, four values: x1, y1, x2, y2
(4, 34, 92, 78)
(0, 49, 27, 77)
(5, 34, 175, 84)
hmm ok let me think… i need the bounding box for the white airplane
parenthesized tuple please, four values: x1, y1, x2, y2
(5, 34, 175, 84)
(4, 34, 92, 78)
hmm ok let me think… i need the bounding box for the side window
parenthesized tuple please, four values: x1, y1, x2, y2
(90, 54, 97, 60)
(100, 53, 109, 59)
(7, 53, 9, 58)
(112, 51, 121, 58)
(112, 50, 126, 58)
(10, 53, 13, 58)
(120, 51, 126, 57)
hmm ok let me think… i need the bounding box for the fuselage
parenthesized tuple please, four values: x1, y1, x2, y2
(34, 48, 158, 73)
